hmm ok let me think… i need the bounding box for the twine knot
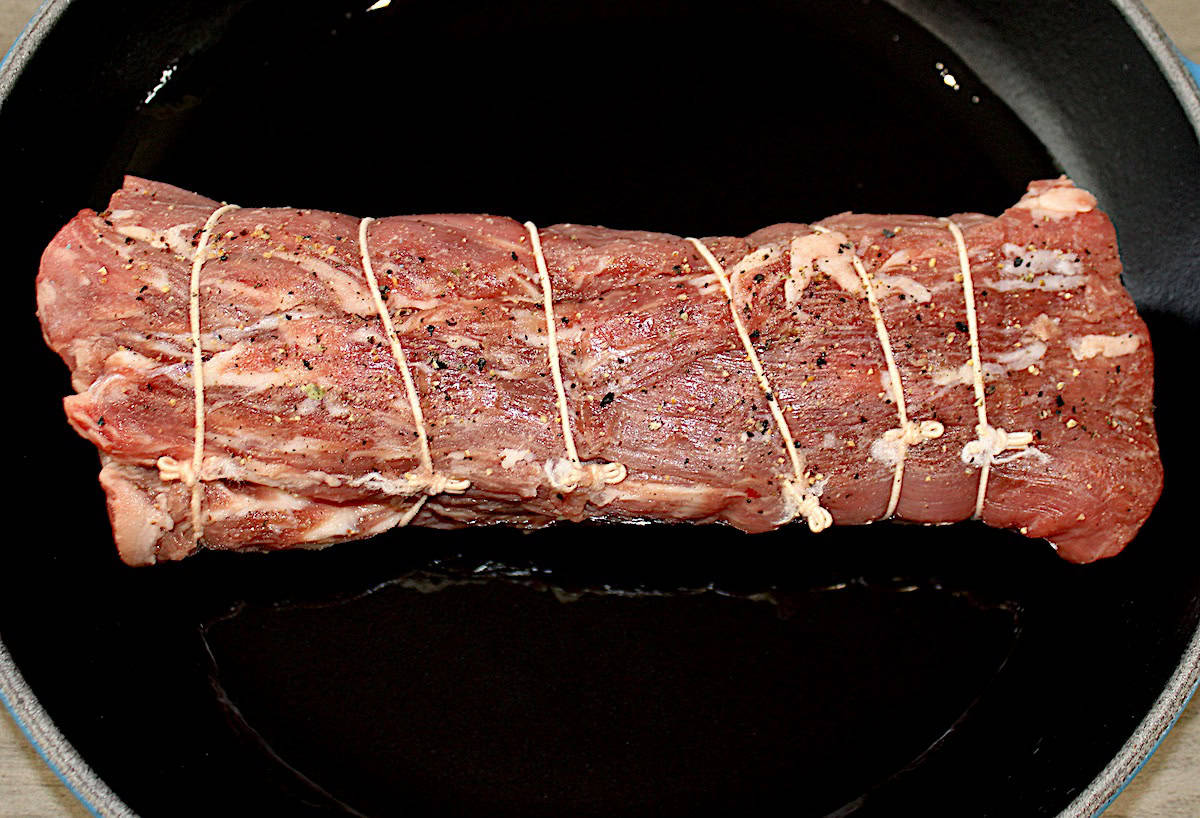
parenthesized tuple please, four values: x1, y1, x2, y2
(157, 456, 196, 486)
(883, 419, 945, 447)
(961, 424, 1035, 468)
(872, 419, 945, 467)
(781, 478, 833, 533)
(544, 458, 628, 493)
(423, 472, 471, 496)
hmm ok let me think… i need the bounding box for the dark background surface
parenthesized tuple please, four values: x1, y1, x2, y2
(2, 0, 1198, 815)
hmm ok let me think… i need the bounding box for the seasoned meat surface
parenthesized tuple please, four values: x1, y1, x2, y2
(36, 177, 1161, 565)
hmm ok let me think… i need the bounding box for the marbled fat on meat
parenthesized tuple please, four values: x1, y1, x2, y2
(35, 177, 1162, 565)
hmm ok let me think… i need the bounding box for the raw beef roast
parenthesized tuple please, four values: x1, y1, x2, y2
(36, 177, 1161, 565)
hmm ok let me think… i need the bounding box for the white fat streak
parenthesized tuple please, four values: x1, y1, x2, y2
(519, 322, 583, 350)
(729, 243, 784, 279)
(300, 391, 351, 418)
(475, 231, 556, 300)
(207, 278, 290, 311)
(875, 274, 932, 303)
(203, 345, 295, 392)
(991, 340, 1047, 369)
(1014, 184, 1097, 220)
(357, 508, 406, 536)
(299, 507, 364, 542)
(104, 347, 162, 373)
(982, 246, 1086, 292)
(984, 243, 1087, 291)
(198, 450, 349, 491)
(206, 487, 310, 522)
(931, 340, 1045, 385)
(85, 371, 152, 414)
(129, 312, 298, 362)
(381, 294, 446, 313)
(1000, 243, 1085, 276)
(601, 479, 725, 518)
(478, 235, 546, 300)
(1069, 333, 1141, 360)
(500, 448, 534, 469)
(272, 435, 340, 455)
(787, 231, 861, 304)
(215, 311, 328, 345)
(135, 335, 189, 360)
(876, 250, 911, 273)
(113, 222, 195, 256)
(269, 249, 377, 316)
(931, 363, 974, 387)
(346, 471, 422, 496)
(983, 274, 1088, 292)
(1029, 313, 1061, 341)
(165, 223, 201, 257)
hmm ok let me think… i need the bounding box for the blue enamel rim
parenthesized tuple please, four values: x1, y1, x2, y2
(1185, 56, 1200, 87)
(1, 2, 1198, 816)
(0, 672, 104, 818)
(1094, 678, 1200, 816)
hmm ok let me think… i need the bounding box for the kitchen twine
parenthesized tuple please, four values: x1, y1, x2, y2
(156, 203, 240, 546)
(157, 209, 1042, 539)
(943, 218, 1035, 518)
(838, 230, 944, 519)
(687, 236, 831, 533)
(358, 216, 470, 525)
(524, 221, 627, 493)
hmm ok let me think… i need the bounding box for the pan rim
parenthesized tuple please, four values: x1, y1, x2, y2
(1056, 5, 1200, 815)
(2, 4, 136, 813)
(1, 1, 1197, 817)
(1, 641, 134, 817)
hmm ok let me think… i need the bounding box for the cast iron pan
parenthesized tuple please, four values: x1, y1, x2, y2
(2, 1, 1198, 815)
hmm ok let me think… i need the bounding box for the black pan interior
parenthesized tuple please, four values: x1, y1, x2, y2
(2, 0, 1198, 816)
